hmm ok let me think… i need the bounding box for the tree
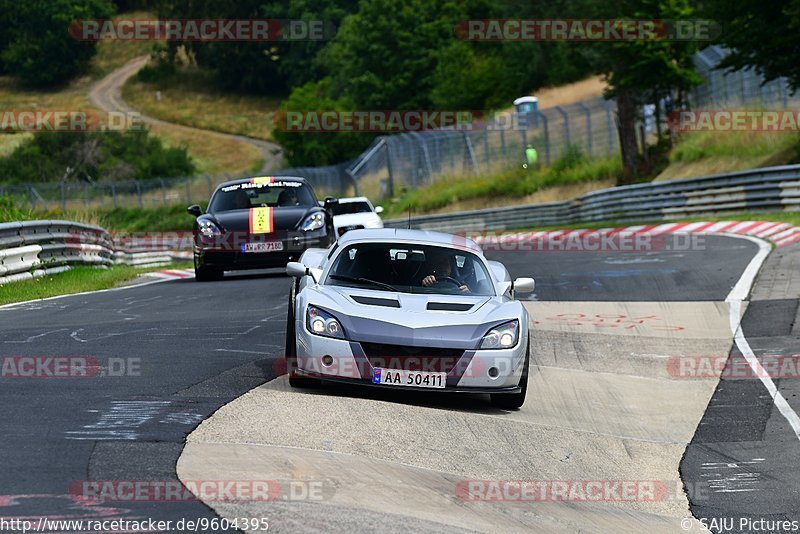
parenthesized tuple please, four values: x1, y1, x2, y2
(702, 0, 800, 90)
(272, 78, 375, 166)
(0, 0, 114, 86)
(586, 0, 701, 183)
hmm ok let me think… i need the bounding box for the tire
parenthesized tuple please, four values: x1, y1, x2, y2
(286, 280, 319, 388)
(194, 257, 223, 282)
(490, 343, 529, 409)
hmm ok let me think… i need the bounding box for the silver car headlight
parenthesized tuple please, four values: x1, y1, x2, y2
(198, 219, 222, 237)
(301, 212, 325, 232)
(306, 306, 345, 339)
(480, 320, 519, 349)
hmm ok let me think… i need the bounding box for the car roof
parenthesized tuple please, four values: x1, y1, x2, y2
(215, 176, 308, 189)
(336, 228, 484, 255)
(337, 196, 370, 203)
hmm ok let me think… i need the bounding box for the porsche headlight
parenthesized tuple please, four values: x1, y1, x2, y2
(301, 212, 325, 232)
(198, 219, 222, 238)
(306, 306, 345, 339)
(480, 320, 519, 349)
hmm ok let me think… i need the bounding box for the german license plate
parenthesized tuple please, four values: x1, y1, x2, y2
(372, 368, 446, 389)
(241, 241, 283, 253)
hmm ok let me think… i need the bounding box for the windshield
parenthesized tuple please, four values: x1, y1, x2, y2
(209, 181, 317, 212)
(331, 201, 372, 216)
(325, 243, 495, 296)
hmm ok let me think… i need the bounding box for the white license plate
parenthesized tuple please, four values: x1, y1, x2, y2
(372, 368, 446, 389)
(241, 241, 283, 253)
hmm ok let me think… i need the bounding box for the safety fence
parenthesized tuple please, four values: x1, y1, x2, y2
(4, 47, 800, 211)
(0, 220, 190, 285)
(384, 164, 800, 233)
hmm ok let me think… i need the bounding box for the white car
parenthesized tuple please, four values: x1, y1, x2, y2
(284, 229, 535, 408)
(329, 197, 384, 237)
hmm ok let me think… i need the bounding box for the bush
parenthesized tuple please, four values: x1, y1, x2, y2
(0, 0, 115, 86)
(0, 196, 31, 223)
(0, 128, 195, 183)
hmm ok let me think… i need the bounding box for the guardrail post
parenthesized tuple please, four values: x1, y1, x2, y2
(554, 106, 571, 148)
(385, 141, 395, 198)
(536, 111, 550, 166)
(577, 102, 593, 156)
(483, 128, 492, 166)
(463, 132, 478, 173)
(409, 132, 434, 185)
(605, 103, 614, 156)
(500, 128, 506, 160)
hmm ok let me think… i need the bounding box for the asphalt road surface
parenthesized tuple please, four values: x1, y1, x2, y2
(2, 233, 795, 533)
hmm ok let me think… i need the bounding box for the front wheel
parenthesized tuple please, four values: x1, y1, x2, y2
(285, 281, 319, 388)
(490, 344, 529, 409)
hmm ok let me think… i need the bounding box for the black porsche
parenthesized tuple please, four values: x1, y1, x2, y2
(187, 176, 337, 281)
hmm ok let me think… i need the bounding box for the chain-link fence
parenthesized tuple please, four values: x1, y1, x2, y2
(690, 45, 800, 108)
(4, 46, 796, 211)
(344, 97, 620, 200)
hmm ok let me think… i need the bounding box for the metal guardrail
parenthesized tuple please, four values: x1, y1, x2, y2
(0, 220, 187, 284)
(384, 165, 800, 232)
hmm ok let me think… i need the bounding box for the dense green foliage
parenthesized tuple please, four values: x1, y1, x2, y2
(0, 0, 114, 85)
(702, 0, 800, 90)
(0, 129, 195, 183)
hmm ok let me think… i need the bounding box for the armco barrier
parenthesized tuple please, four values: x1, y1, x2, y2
(385, 165, 800, 232)
(0, 220, 189, 285)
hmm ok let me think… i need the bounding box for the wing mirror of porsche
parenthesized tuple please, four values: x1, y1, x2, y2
(374, 206, 384, 214)
(512, 277, 535, 294)
(187, 204, 203, 217)
(286, 261, 322, 283)
(324, 196, 339, 206)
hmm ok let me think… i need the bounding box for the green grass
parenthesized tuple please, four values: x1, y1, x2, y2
(0, 263, 190, 306)
(657, 130, 800, 181)
(384, 150, 623, 218)
(1, 198, 197, 231)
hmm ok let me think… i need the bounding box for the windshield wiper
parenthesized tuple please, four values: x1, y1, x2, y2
(328, 274, 398, 292)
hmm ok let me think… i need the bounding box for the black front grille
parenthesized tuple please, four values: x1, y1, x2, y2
(360, 342, 464, 373)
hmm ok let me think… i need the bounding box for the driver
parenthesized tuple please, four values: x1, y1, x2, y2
(421, 250, 470, 293)
(277, 188, 299, 206)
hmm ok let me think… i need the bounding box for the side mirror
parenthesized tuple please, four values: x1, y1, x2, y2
(286, 262, 321, 284)
(324, 196, 338, 206)
(286, 262, 307, 278)
(374, 206, 384, 214)
(187, 204, 203, 217)
(512, 277, 535, 294)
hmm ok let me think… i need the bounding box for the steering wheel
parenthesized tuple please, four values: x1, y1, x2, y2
(436, 276, 463, 288)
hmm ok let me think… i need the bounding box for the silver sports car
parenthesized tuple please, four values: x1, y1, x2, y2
(284, 229, 534, 408)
